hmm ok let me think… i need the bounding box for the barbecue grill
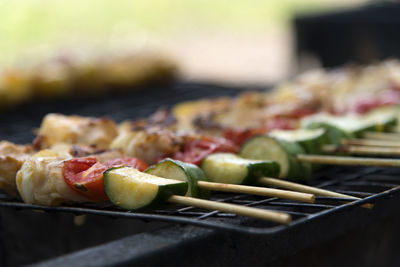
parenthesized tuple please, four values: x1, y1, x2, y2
(1, 82, 400, 266)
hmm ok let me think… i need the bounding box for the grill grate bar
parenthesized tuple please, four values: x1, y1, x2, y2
(326, 189, 374, 197)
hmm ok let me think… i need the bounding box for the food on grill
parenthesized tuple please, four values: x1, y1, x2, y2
(174, 60, 400, 141)
(200, 153, 279, 185)
(105, 166, 292, 223)
(145, 158, 209, 197)
(269, 128, 327, 154)
(0, 141, 34, 196)
(16, 147, 146, 205)
(110, 128, 182, 164)
(16, 149, 87, 206)
(301, 112, 395, 139)
(148, 158, 315, 203)
(4, 60, 400, 223)
(0, 50, 177, 110)
(63, 157, 149, 201)
(34, 113, 118, 149)
(240, 136, 312, 181)
(104, 167, 188, 210)
(111, 127, 238, 166)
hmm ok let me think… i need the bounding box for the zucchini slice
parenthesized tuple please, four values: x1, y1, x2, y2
(104, 167, 188, 210)
(302, 113, 374, 139)
(240, 136, 311, 182)
(269, 128, 327, 154)
(200, 153, 280, 185)
(363, 106, 399, 131)
(145, 158, 209, 198)
(305, 122, 349, 146)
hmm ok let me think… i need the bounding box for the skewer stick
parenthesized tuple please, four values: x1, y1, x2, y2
(389, 126, 400, 133)
(167, 195, 292, 224)
(362, 131, 400, 141)
(257, 177, 373, 209)
(197, 181, 315, 203)
(343, 138, 400, 148)
(322, 144, 400, 156)
(297, 154, 400, 167)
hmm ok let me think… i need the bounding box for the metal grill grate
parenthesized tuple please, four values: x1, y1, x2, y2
(0, 82, 399, 235)
(0, 165, 398, 234)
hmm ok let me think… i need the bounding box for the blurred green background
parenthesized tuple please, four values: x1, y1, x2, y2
(0, 0, 365, 84)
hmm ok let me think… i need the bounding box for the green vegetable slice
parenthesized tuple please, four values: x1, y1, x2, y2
(104, 167, 187, 210)
(269, 128, 327, 154)
(200, 153, 280, 185)
(240, 135, 311, 182)
(145, 158, 209, 198)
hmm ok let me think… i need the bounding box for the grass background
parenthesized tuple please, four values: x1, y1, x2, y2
(0, 0, 359, 64)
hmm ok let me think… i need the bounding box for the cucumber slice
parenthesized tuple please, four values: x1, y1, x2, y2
(363, 106, 399, 131)
(145, 158, 209, 198)
(305, 122, 349, 146)
(240, 136, 311, 182)
(302, 113, 374, 139)
(104, 167, 188, 210)
(200, 153, 280, 185)
(269, 128, 327, 154)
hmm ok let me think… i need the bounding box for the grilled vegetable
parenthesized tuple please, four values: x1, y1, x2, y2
(104, 167, 187, 210)
(240, 136, 311, 181)
(304, 122, 348, 146)
(302, 108, 398, 140)
(63, 157, 149, 201)
(301, 113, 375, 138)
(200, 153, 280, 185)
(145, 158, 208, 198)
(363, 105, 399, 131)
(269, 128, 327, 154)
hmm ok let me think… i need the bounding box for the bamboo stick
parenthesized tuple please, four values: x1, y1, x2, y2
(167, 195, 292, 224)
(197, 181, 315, 203)
(297, 154, 400, 167)
(388, 126, 400, 133)
(362, 131, 400, 141)
(322, 144, 400, 156)
(343, 138, 400, 148)
(257, 177, 373, 209)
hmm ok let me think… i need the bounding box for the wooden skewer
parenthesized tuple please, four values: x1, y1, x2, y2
(388, 126, 400, 133)
(362, 131, 400, 141)
(297, 154, 400, 167)
(322, 144, 400, 156)
(167, 195, 292, 224)
(197, 181, 315, 203)
(257, 177, 373, 209)
(342, 138, 400, 148)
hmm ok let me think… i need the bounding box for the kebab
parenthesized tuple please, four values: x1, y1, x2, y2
(35, 110, 388, 200)
(0, 114, 312, 226)
(7, 60, 400, 216)
(15, 149, 292, 224)
(0, 49, 177, 110)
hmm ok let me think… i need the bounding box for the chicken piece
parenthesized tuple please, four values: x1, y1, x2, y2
(118, 108, 178, 134)
(172, 97, 232, 131)
(34, 113, 118, 149)
(111, 127, 182, 164)
(0, 141, 34, 196)
(48, 143, 123, 160)
(16, 150, 89, 206)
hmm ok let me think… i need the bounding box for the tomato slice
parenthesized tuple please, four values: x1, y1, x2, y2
(103, 157, 149, 171)
(223, 128, 261, 147)
(353, 89, 400, 114)
(172, 136, 239, 166)
(63, 157, 149, 201)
